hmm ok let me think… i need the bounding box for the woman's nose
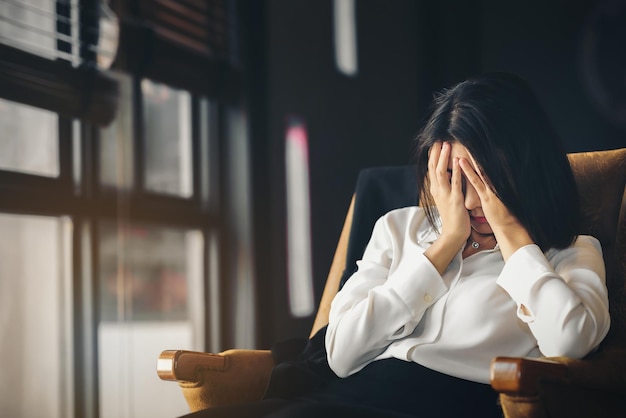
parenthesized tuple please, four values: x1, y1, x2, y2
(464, 182, 481, 210)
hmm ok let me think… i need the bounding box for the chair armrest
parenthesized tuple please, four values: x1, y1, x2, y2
(157, 349, 275, 412)
(490, 352, 626, 418)
(158, 350, 228, 382)
(490, 351, 626, 395)
(490, 356, 567, 396)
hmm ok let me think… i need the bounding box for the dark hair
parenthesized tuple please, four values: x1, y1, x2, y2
(414, 72, 579, 251)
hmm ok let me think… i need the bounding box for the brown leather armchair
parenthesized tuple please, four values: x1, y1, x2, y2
(158, 148, 626, 417)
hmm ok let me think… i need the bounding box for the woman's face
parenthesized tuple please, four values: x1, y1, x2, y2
(447, 142, 494, 235)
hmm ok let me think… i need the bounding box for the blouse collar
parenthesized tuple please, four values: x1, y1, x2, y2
(416, 210, 441, 244)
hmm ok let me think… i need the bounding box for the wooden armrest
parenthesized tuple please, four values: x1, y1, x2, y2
(491, 353, 626, 418)
(491, 351, 626, 397)
(490, 356, 567, 396)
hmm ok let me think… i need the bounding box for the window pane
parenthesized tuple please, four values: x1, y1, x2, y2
(100, 73, 134, 189)
(142, 79, 193, 197)
(0, 98, 59, 177)
(98, 221, 204, 418)
(0, 213, 73, 418)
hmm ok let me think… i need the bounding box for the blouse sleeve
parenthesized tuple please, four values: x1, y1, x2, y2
(325, 210, 447, 378)
(496, 235, 610, 358)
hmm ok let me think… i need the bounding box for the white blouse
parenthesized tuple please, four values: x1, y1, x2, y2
(325, 206, 611, 383)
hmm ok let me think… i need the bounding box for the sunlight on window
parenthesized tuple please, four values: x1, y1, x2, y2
(0, 98, 58, 177)
(142, 79, 193, 198)
(0, 213, 73, 418)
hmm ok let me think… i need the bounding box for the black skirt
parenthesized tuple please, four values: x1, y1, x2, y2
(302, 357, 501, 417)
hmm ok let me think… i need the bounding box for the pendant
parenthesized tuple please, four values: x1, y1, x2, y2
(471, 241, 479, 249)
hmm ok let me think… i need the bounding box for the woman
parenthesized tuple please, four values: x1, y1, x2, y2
(184, 73, 610, 418)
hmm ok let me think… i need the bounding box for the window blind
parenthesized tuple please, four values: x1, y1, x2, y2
(0, 43, 118, 125)
(111, 0, 234, 96)
(0, 0, 119, 125)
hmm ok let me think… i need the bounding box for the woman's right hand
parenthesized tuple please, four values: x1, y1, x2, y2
(424, 142, 470, 273)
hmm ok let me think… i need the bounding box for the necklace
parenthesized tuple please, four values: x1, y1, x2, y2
(468, 232, 497, 250)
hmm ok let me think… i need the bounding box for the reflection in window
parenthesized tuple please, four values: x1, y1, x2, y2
(0, 98, 59, 177)
(0, 213, 73, 418)
(97, 221, 203, 418)
(142, 79, 193, 197)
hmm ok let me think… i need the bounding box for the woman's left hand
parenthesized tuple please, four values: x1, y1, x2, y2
(459, 157, 534, 261)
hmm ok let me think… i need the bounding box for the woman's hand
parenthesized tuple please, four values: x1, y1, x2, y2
(424, 142, 470, 274)
(459, 157, 534, 261)
(428, 142, 470, 247)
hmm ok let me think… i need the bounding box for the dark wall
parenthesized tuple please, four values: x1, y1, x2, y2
(246, 0, 626, 348)
(252, 0, 424, 346)
(479, 0, 625, 152)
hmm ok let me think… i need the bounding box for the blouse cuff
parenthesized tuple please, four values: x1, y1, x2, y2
(496, 244, 555, 323)
(384, 252, 447, 317)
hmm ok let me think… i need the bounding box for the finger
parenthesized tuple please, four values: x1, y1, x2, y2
(451, 157, 463, 195)
(466, 153, 490, 186)
(428, 142, 445, 191)
(428, 143, 440, 177)
(428, 142, 442, 174)
(435, 142, 450, 185)
(459, 158, 487, 196)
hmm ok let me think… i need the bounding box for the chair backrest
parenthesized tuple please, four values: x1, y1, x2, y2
(340, 166, 418, 288)
(568, 149, 626, 348)
(310, 165, 417, 337)
(311, 148, 626, 350)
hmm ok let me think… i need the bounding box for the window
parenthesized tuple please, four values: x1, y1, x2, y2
(0, 99, 59, 176)
(97, 221, 204, 418)
(0, 214, 73, 418)
(141, 80, 193, 197)
(0, 1, 249, 417)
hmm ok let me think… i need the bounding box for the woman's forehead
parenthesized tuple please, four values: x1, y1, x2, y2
(449, 142, 471, 160)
